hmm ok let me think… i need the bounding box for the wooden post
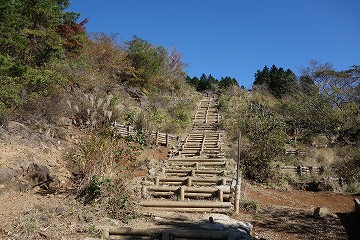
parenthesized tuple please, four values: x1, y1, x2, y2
(180, 186, 185, 201)
(200, 135, 206, 156)
(156, 132, 159, 145)
(235, 131, 241, 214)
(219, 189, 224, 202)
(166, 134, 169, 148)
(187, 177, 192, 186)
(102, 228, 110, 239)
(155, 177, 160, 185)
(142, 186, 148, 198)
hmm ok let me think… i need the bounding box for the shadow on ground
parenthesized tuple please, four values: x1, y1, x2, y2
(337, 211, 360, 240)
(250, 206, 350, 240)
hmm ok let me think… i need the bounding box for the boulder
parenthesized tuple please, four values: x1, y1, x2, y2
(6, 121, 31, 138)
(202, 214, 253, 236)
(125, 86, 148, 107)
(26, 163, 50, 187)
(313, 207, 334, 219)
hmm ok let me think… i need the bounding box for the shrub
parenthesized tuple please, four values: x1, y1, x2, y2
(221, 93, 287, 182)
(241, 200, 259, 211)
(70, 128, 144, 220)
(334, 146, 360, 193)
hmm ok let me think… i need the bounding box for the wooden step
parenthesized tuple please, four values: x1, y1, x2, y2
(169, 158, 229, 162)
(162, 168, 225, 176)
(139, 200, 232, 208)
(170, 161, 226, 167)
(154, 176, 231, 186)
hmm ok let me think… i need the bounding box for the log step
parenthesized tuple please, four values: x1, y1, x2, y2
(154, 176, 231, 186)
(169, 158, 229, 162)
(145, 185, 231, 193)
(139, 200, 232, 208)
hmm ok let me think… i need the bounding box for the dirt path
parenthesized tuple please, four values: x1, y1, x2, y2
(236, 181, 359, 240)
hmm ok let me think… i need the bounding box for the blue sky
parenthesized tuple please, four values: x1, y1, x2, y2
(68, 0, 360, 88)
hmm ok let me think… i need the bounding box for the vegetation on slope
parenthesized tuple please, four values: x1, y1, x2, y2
(220, 62, 360, 192)
(0, 0, 200, 221)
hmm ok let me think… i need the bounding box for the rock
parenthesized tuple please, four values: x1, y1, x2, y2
(313, 207, 334, 219)
(202, 214, 253, 236)
(125, 86, 148, 107)
(0, 126, 9, 139)
(6, 121, 31, 138)
(26, 163, 50, 186)
(39, 214, 49, 222)
(17, 181, 31, 192)
(0, 169, 15, 184)
(58, 116, 73, 127)
(55, 206, 65, 215)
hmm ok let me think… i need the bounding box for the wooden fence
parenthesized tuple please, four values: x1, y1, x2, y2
(285, 149, 308, 155)
(281, 165, 324, 175)
(113, 124, 180, 148)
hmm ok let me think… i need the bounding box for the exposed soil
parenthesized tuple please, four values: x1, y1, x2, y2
(238, 181, 360, 240)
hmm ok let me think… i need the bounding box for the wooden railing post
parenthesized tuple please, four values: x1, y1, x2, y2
(180, 186, 185, 201)
(235, 131, 242, 214)
(166, 134, 169, 148)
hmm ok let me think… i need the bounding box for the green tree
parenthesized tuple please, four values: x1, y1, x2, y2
(125, 36, 166, 88)
(280, 62, 360, 145)
(0, 0, 75, 66)
(300, 61, 360, 144)
(0, 0, 81, 123)
(254, 65, 296, 98)
(219, 76, 239, 89)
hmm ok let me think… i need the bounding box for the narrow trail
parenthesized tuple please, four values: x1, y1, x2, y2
(139, 94, 236, 213)
(100, 94, 253, 239)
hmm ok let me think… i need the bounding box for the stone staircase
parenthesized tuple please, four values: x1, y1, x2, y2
(140, 95, 235, 212)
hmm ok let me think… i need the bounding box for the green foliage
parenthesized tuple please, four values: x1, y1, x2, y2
(280, 62, 360, 145)
(126, 36, 166, 87)
(187, 74, 239, 92)
(242, 102, 287, 181)
(254, 65, 296, 98)
(220, 92, 287, 182)
(78, 175, 112, 204)
(279, 92, 340, 143)
(124, 111, 137, 125)
(0, 0, 72, 66)
(241, 200, 259, 211)
(219, 76, 239, 89)
(172, 102, 193, 130)
(335, 147, 360, 193)
(0, 0, 81, 123)
(106, 192, 136, 223)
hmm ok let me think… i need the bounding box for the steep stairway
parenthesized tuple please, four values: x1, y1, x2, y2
(140, 94, 235, 212)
